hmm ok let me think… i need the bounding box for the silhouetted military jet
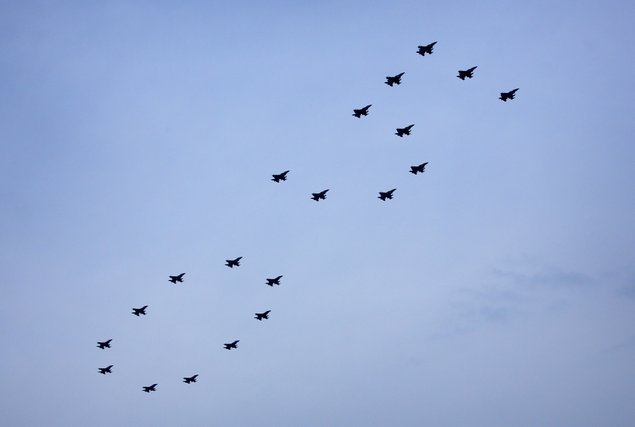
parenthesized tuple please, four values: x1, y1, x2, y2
(457, 66, 477, 80)
(378, 189, 396, 201)
(98, 365, 113, 375)
(97, 339, 112, 349)
(255, 310, 271, 321)
(410, 162, 428, 175)
(224, 340, 239, 350)
(271, 170, 289, 182)
(142, 384, 157, 393)
(225, 257, 242, 268)
(169, 273, 185, 284)
(352, 104, 372, 118)
(311, 189, 329, 201)
(266, 275, 283, 286)
(385, 72, 405, 87)
(132, 305, 148, 316)
(499, 88, 519, 102)
(183, 374, 198, 384)
(395, 124, 414, 137)
(417, 42, 437, 56)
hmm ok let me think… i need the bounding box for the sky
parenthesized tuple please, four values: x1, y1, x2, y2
(1, 1, 635, 426)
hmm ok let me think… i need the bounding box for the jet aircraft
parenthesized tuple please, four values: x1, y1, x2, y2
(98, 365, 113, 375)
(225, 257, 242, 268)
(183, 375, 198, 384)
(410, 162, 428, 175)
(97, 339, 112, 349)
(169, 273, 185, 284)
(142, 384, 157, 393)
(457, 66, 477, 80)
(395, 124, 414, 137)
(132, 305, 148, 316)
(385, 72, 405, 87)
(255, 310, 271, 321)
(266, 275, 283, 286)
(499, 88, 519, 101)
(378, 189, 397, 201)
(352, 104, 372, 118)
(417, 41, 437, 56)
(224, 340, 240, 350)
(311, 189, 329, 201)
(271, 170, 289, 182)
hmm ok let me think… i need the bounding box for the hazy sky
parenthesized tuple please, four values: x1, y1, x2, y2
(1, 1, 634, 426)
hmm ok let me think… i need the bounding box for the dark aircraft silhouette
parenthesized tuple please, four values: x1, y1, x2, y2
(410, 162, 429, 175)
(132, 305, 148, 316)
(183, 375, 198, 384)
(311, 189, 329, 201)
(255, 310, 271, 321)
(142, 384, 157, 393)
(224, 340, 239, 350)
(378, 189, 396, 201)
(352, 104, 372, 118)
(98, 365, 113, 375)
(271, 170, 289, 182)
(499, 88, 519, 101)
(457, 66, 477, 80)
(417, 41, 437, 56)
(395, 124, 414, 137)
(266, 275, 283, 286)
(385, 72, 404, 87)
(169, 273, 185, 284)
(225, 257, 242, 268)
(97, 339, 112, 349)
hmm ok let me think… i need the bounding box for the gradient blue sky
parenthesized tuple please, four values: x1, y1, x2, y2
(2, 1, 635, 426)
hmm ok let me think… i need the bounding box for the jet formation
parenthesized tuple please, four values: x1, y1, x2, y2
(96, 38, 519, 394)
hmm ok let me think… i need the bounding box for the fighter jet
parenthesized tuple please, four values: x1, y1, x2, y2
(385, 72, 405, 87)
(132, 305, 148, 316)
(97, 339, 112, 349)
(378, 189, 396, 201)
(224, 340, 239, 350)
(142, 384, 157, 393)
(457, 66, 477, 80)
(410, 162, 428, 175)
(417, 41, 437, 56)
(311, 189, 329, 201)
(271, 170, 289, 182)
(255, 310, 271, 321)
(98, 365, 113, 375)
(352, 104, 372, 118)
(225, 257, 242, 268)
(183, 375, 198, 384)
(395, 124, 414, 137)
(266, 275, 283, 286)
(499, 88, 519, 102)
(169, 273, 185, 284)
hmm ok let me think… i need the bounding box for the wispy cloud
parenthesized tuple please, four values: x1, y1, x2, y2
(491, 266, 595, 289)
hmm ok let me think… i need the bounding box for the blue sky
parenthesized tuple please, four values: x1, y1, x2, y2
(1, 1, 634, 426)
